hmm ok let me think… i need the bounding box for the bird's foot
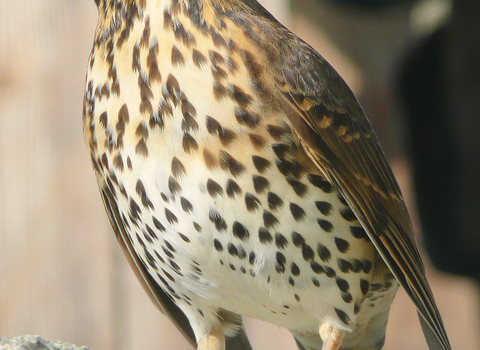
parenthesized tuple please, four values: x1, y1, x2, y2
(320, 322, 345, 350)
(197, 327, 225, 350)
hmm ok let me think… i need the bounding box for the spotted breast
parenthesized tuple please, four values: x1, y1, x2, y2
(83, 1, 450, 350)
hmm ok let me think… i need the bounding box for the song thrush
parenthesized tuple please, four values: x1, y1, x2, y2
(83, 0, 451, 349)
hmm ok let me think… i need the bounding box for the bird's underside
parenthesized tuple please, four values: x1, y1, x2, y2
(83, 0, 451, 349)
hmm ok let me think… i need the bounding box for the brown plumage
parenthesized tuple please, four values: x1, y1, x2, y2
(83, 0, 451, 349)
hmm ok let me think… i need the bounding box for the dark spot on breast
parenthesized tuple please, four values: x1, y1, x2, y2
(318, 219, 334, 233)
(219, 151, 246, 178)
(340, 208, 356, 221)
(99, 112, 108, 129)
(335, 237, 350, 253)
(267, 192, 283, 211)
(206, 178, 223, 198)
(315, 201, 332, 215)
(245, 193, 260, 212)
(150, 108, 164, 129)
(288, 277, 295, 286)
(163, 10, 173, 29)
(310, 262, 324, 274)
(159, 99, 173, 119)
(226, 178, 242, 198)
(180, 197, 193, 213)
(192, 49, 207, 68)
(276, 159, 304, 179)
(228, 243, 238, 257)
(238, 246, 247, 260)
(317, 243, 331, 262)
(182, 133, 198, 154)
(209, 50, 225, 66)
(360, 279, 370, 295)
(178, 232, 190, 243)
(302, 244, 315, 262)
(135, 120, 148, 140)
(335, 308, 350, 325)
(337, 258, 352, 273)
(193, 222, 202, 232)
(325, 266, 336, 278)
(211, 30, 227, 48)
(350, 226, 368, 240)
(232, 221, 249, 241)
(252, 156, 271, 173)
(166, 74, 180, 97)
(289, 203, 306, 221)
(363, 259, 372, 273)
(249, 134, 266, 149)
(275, 233, 288, 249)
(153, 217, 166, 232)
(258, 227, 273, 244)
(113, 154, 124, 171)
(129, 198, 142, 223)
(145, 224, 158, 241)
(171, 45, 185, 66)
(342, 292, 353, 303)
(173, 21, 196, 48)
(228, 84, 252, 108)
(287, 178, 308, 197)
(266, 124, 288, 140)
(132, 42, 141, 72)
(336, 278, 350, 293)
(135, 139, 148, 157)
(239, 49, 262, 80)
(338, 195, 348, 205)
(181, 114, 199, 133)
(252, 175, 269, 193)
(165, 208, 178, 225)
(136, 179, 154, 209)
(307, 174, 333, 193)
(291, 262, 300, 276)
(168, 176, 182, 195)
(275, 252, 286, 273)
(213, 82, 228, 100)
(171, 157, 186, 178)
(206, 115, 221, 134)
(312, 278, 320, 287)
(211, 65, 228, 81)
(209, 208, 227, 232)
(291, 232, 305, 247)
(234, 107, 260, 128)
(203, 149, 218, 170)
(272, 143, 290, 159)
(213, 239, 223, 252)
(263, 210, 279, 229)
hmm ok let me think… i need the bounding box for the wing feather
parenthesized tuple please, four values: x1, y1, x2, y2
(272, 43, 451, 349)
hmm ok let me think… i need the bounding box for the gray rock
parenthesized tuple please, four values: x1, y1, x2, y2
(0, 335, 91, 350)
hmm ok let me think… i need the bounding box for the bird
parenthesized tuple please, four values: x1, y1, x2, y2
(83, 0, 451, 349)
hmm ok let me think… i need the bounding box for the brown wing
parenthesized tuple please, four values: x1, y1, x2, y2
(270, 34, 451, 350)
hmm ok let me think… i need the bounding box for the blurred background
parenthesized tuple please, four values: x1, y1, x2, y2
(0, 0, 478, 349)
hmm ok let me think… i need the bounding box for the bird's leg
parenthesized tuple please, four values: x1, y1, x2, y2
(197, 326, 225, 350)
(319, 322, 345, 350)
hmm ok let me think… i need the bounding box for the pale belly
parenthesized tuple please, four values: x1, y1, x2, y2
(99, 129, 381, 333)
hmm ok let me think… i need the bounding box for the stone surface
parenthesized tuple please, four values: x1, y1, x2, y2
(0, 335, 91, 350)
